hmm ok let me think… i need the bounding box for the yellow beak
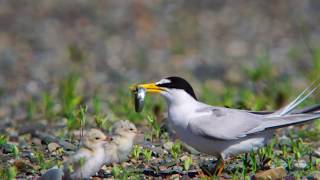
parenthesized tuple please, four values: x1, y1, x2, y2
(130, 83, 165, 93)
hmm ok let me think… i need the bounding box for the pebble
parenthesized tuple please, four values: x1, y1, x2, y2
(47, 142, 61, 152)
(293, 160, 307, 169)
(163, 141, 173, 151)
(2, 143, 15, 153)
(278, 135, 291, 146)
(159, 165, 167, 171)
(22, 151, 37, 163)
(180, 155, 189, 161)
(58, 140, 76, 151)
(308, 172, 320, 180)
(254, 167, 287, 180)
(314, 147, 320, 158)
(31, 138, 42, 146)
(172, 166, 183, 172)
(13, 160, 34, 174)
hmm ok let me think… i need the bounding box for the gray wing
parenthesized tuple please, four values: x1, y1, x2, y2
(187, 106, 320, 141)
(187, 107, 265, 140)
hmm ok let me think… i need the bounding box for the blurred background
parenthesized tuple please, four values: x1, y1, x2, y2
(1, 0, 320, 120)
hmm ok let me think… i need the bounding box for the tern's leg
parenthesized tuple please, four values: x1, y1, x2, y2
(217, 160, 224, 176)
(214, 156, 224, 176)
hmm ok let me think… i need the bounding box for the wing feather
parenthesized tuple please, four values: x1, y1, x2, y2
(187, 106, 320, 141)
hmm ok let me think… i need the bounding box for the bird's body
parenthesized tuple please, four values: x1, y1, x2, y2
(167, 96, 274, 158)
(66, 146, 106, 179)
(104, 120, 137, 165)
(64, 129, 109, 180)
(135, 76, 320, 174)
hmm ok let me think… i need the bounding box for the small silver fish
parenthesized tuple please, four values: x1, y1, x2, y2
(132, 87, 146, 112)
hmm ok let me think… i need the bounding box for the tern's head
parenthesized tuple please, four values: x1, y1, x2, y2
(84, 129, 110, 149)
(135, 76, 198, 104)
(112, 120, 137, 139)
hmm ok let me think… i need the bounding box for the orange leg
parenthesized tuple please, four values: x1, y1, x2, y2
(214, 157, 225, 176)
(217, 160, 224, 176)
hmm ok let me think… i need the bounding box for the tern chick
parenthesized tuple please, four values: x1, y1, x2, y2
(64, 128, 110, 179)
(104, 120, 138, 164)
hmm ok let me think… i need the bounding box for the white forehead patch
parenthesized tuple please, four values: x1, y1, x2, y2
(156, 79, 171, 85)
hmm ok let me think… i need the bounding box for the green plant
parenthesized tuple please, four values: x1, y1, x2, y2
(112, 165, 122, 178)
(132, 145, 142, 160)
(285, 156, 294, 171)
(0, 166, 17, 180)
(142, 148, 152, 162)
(244, 52, 272, 82)
(307, 149, 314, 171)
(42, 92, 54, 119)
(79, 105, 87, 132)
(12, 144, 19, 159)
(249, 150, 257, 173)
(26, 98, 36, 120)
(0, 135, 7, 146)
(170, 141, 181, 160)
(94, 115, 109, 130)
(92, 95, 102, 114)
(147, 116, 161, 141)
(59, 74, 82, 116)
(241, 154, 249, 177)
(183, 156, 193, 171)
(111, 165, 130, 179)
(66, 111, 80, 130)
(35, 150, 54, 171)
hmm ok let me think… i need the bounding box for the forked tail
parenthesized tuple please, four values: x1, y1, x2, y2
(271, 78, 320, 117)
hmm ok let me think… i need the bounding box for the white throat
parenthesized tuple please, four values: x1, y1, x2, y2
(160, 89, 200, 130)
(160, 89, 198, 106)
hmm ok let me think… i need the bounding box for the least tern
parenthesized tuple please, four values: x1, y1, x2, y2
(135, 76, 320, 175)
(104, 120, 138, 164)
(64, 129, 110, 179)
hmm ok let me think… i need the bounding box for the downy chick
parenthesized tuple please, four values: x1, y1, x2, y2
(64, 129, 110, 179)
(104, 120, 138, 164)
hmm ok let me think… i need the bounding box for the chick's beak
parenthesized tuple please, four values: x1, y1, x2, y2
(104, 136, 113, 142)
(131, 83, 164, 93)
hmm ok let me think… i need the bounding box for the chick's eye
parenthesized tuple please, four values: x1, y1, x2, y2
(129, 128, 133, 131)
(95, 137, 100, 140)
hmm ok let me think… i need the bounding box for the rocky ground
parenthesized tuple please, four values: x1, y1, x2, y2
(1, 0, 320, 179)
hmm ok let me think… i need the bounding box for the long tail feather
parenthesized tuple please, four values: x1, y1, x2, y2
(263, 113, 320, 130)
(272, 78, 320, 117)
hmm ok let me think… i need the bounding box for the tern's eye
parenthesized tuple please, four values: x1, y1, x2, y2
(95, 137, 100, 140)
(129, 128, 134, 131)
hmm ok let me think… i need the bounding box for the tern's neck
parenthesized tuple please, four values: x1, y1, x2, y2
(162, 90, 198, 107)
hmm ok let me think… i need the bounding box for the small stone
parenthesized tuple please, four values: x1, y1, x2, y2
(172, 166, 183, 172)
(58, 140, 76, 151)
(38, 167, 63, 180)
(31, 138, 42, 146)
(2, 143, 14, 153)
(159, 165, 167, 171)
(279, 135, 291, 146)
(151, 146, 164, 156)
(314, 147, 320, 158)
(308, 171, 320, 180)
(180, 155, 189, 161)
(293, 160, 307, 169)
(48, 142, 61, 152)
(22, 151, 37, 163)
(254, 167, 287, 180)
(13, 160, 34, 174)
(181, 143, 200, 155)
(163, 141, 173, 151)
